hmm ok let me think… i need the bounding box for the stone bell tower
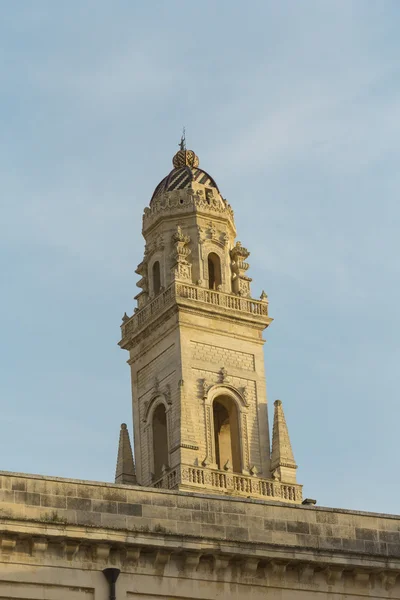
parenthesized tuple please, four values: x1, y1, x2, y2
(119, 139, 302, 503)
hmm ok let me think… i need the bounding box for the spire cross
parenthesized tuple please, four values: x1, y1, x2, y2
(179, 127, 186, 151)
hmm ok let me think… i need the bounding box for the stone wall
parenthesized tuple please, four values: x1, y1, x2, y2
(0, 470, 400, 598)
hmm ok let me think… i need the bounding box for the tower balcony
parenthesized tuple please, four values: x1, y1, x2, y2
(119, 282, 272, 348)
(153, 463, 303, 504)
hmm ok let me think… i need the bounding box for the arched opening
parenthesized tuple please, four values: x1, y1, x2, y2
(152, 261, 161, 295)
(213, 396, 241, 472)
(152, 404, 168, 480)
(208, 252, 222, 290)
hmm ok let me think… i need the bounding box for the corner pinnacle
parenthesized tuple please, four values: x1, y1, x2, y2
(271, 399, 297, 483)
(115, 423, 136, 485)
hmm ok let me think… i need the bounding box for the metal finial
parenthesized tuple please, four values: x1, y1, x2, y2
(179, 127, 186, 151)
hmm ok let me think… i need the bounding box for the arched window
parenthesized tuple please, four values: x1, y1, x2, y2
(213, 396, 241, 472)
(152, 404, 168, 480)
(152, 261, 161, 295)
(208, 253, 222, 290)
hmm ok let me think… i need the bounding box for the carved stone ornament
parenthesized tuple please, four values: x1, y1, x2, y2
(230, 240, 252, 297)
(172, 225, 190, 245)
(230, 240, 250, 262)
(165, 384, 172, 405)
(208, 221, 217, 240)
(223, 459, 232, 471)
(219, 367, 228, 383)
(170, 225, 192, 282)
(197, 226, 205, 243)
(240, 387, 250, 407)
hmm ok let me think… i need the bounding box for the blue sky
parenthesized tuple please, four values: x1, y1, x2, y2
(2, 1, 400, 513)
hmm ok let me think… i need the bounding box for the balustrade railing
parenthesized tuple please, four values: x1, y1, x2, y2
(152, 464, 302, 503)
(121, 282, 269, 341)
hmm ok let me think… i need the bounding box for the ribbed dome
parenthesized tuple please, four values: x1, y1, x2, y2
(151, 147, 219, 203)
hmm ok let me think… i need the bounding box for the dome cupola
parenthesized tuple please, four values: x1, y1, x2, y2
(150, 134, 219, 203)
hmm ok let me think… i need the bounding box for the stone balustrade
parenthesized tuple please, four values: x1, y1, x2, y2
(153, 464, 302, 503)
(120, 282, 270, 344)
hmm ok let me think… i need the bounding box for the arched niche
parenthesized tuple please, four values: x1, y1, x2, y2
(152, 260, 161, 295)
(148, 253, 164, 297)
(203, 384, 249, 473)
(207, 252, 222, 290)
(143, 394, 171, 483)
(213, 395, 241, 472)
(152, 403, 168, 479)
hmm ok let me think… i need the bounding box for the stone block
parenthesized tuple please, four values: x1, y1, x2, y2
(295, 534, 318, 548)
(67, 497, 92, 511)
(152, 519, 178, 534)
(192, 510, 215, 524)
(241, 515, 263, 528)
(379, 530, 400, 543)
(270, 531, 298, 545)
(40, 494, 67, 509)
(15, 491, 40, 506)
(263, 519, 287, 531)
(100, 513, 127, 529)
(92, 500, 117, 514)
(29, 480, 77, 497)
(316, 511, 339, 525)
(364, 540, 387, 554)
(215, 512, 241, 526)
(387, 543, 400, 557)
(151, 494, 177, 508)
(287, 521, 309, 534)
(0, 476, 13, 490)
(117, 502, 142, 516)
(225, 526, 249, 541)
(342, 538, 365, 552)
(0, 490, 14, 503)
(168, 507, 191, 521)
(248, 528, 273, 543)
(11, 480, 26, 492)
(99, 488, 127, 503)
(222, 502, 246, 515)
(125, 491, 153, 505)
(142, 505, 169, 519)
(200, 524, 225, 538)
(126, 516, 153, 531)
(176, 521, 201, 536)
(176, 496, 204, 511)
(319, 537, 343, 550)
(355, 527, 378, 541)
(309, 523, 322, 535)
(76, 510, 102, 527)
(75, 484, 103, 499)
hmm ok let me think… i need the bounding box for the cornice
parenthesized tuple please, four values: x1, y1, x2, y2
(1, 518, 399, 594)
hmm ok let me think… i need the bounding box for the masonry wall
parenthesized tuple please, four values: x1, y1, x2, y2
(129, 313, 181, 485)
(0, 471, 400, 599)
(179, 309, 271, 476)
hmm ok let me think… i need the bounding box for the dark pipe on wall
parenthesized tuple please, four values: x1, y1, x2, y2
(103, 568, 120, 600)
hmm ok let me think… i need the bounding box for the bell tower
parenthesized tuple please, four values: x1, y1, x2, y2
(119, 141, 302, 503)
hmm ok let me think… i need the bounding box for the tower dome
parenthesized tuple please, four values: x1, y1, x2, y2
(150, 145, 220, 203)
